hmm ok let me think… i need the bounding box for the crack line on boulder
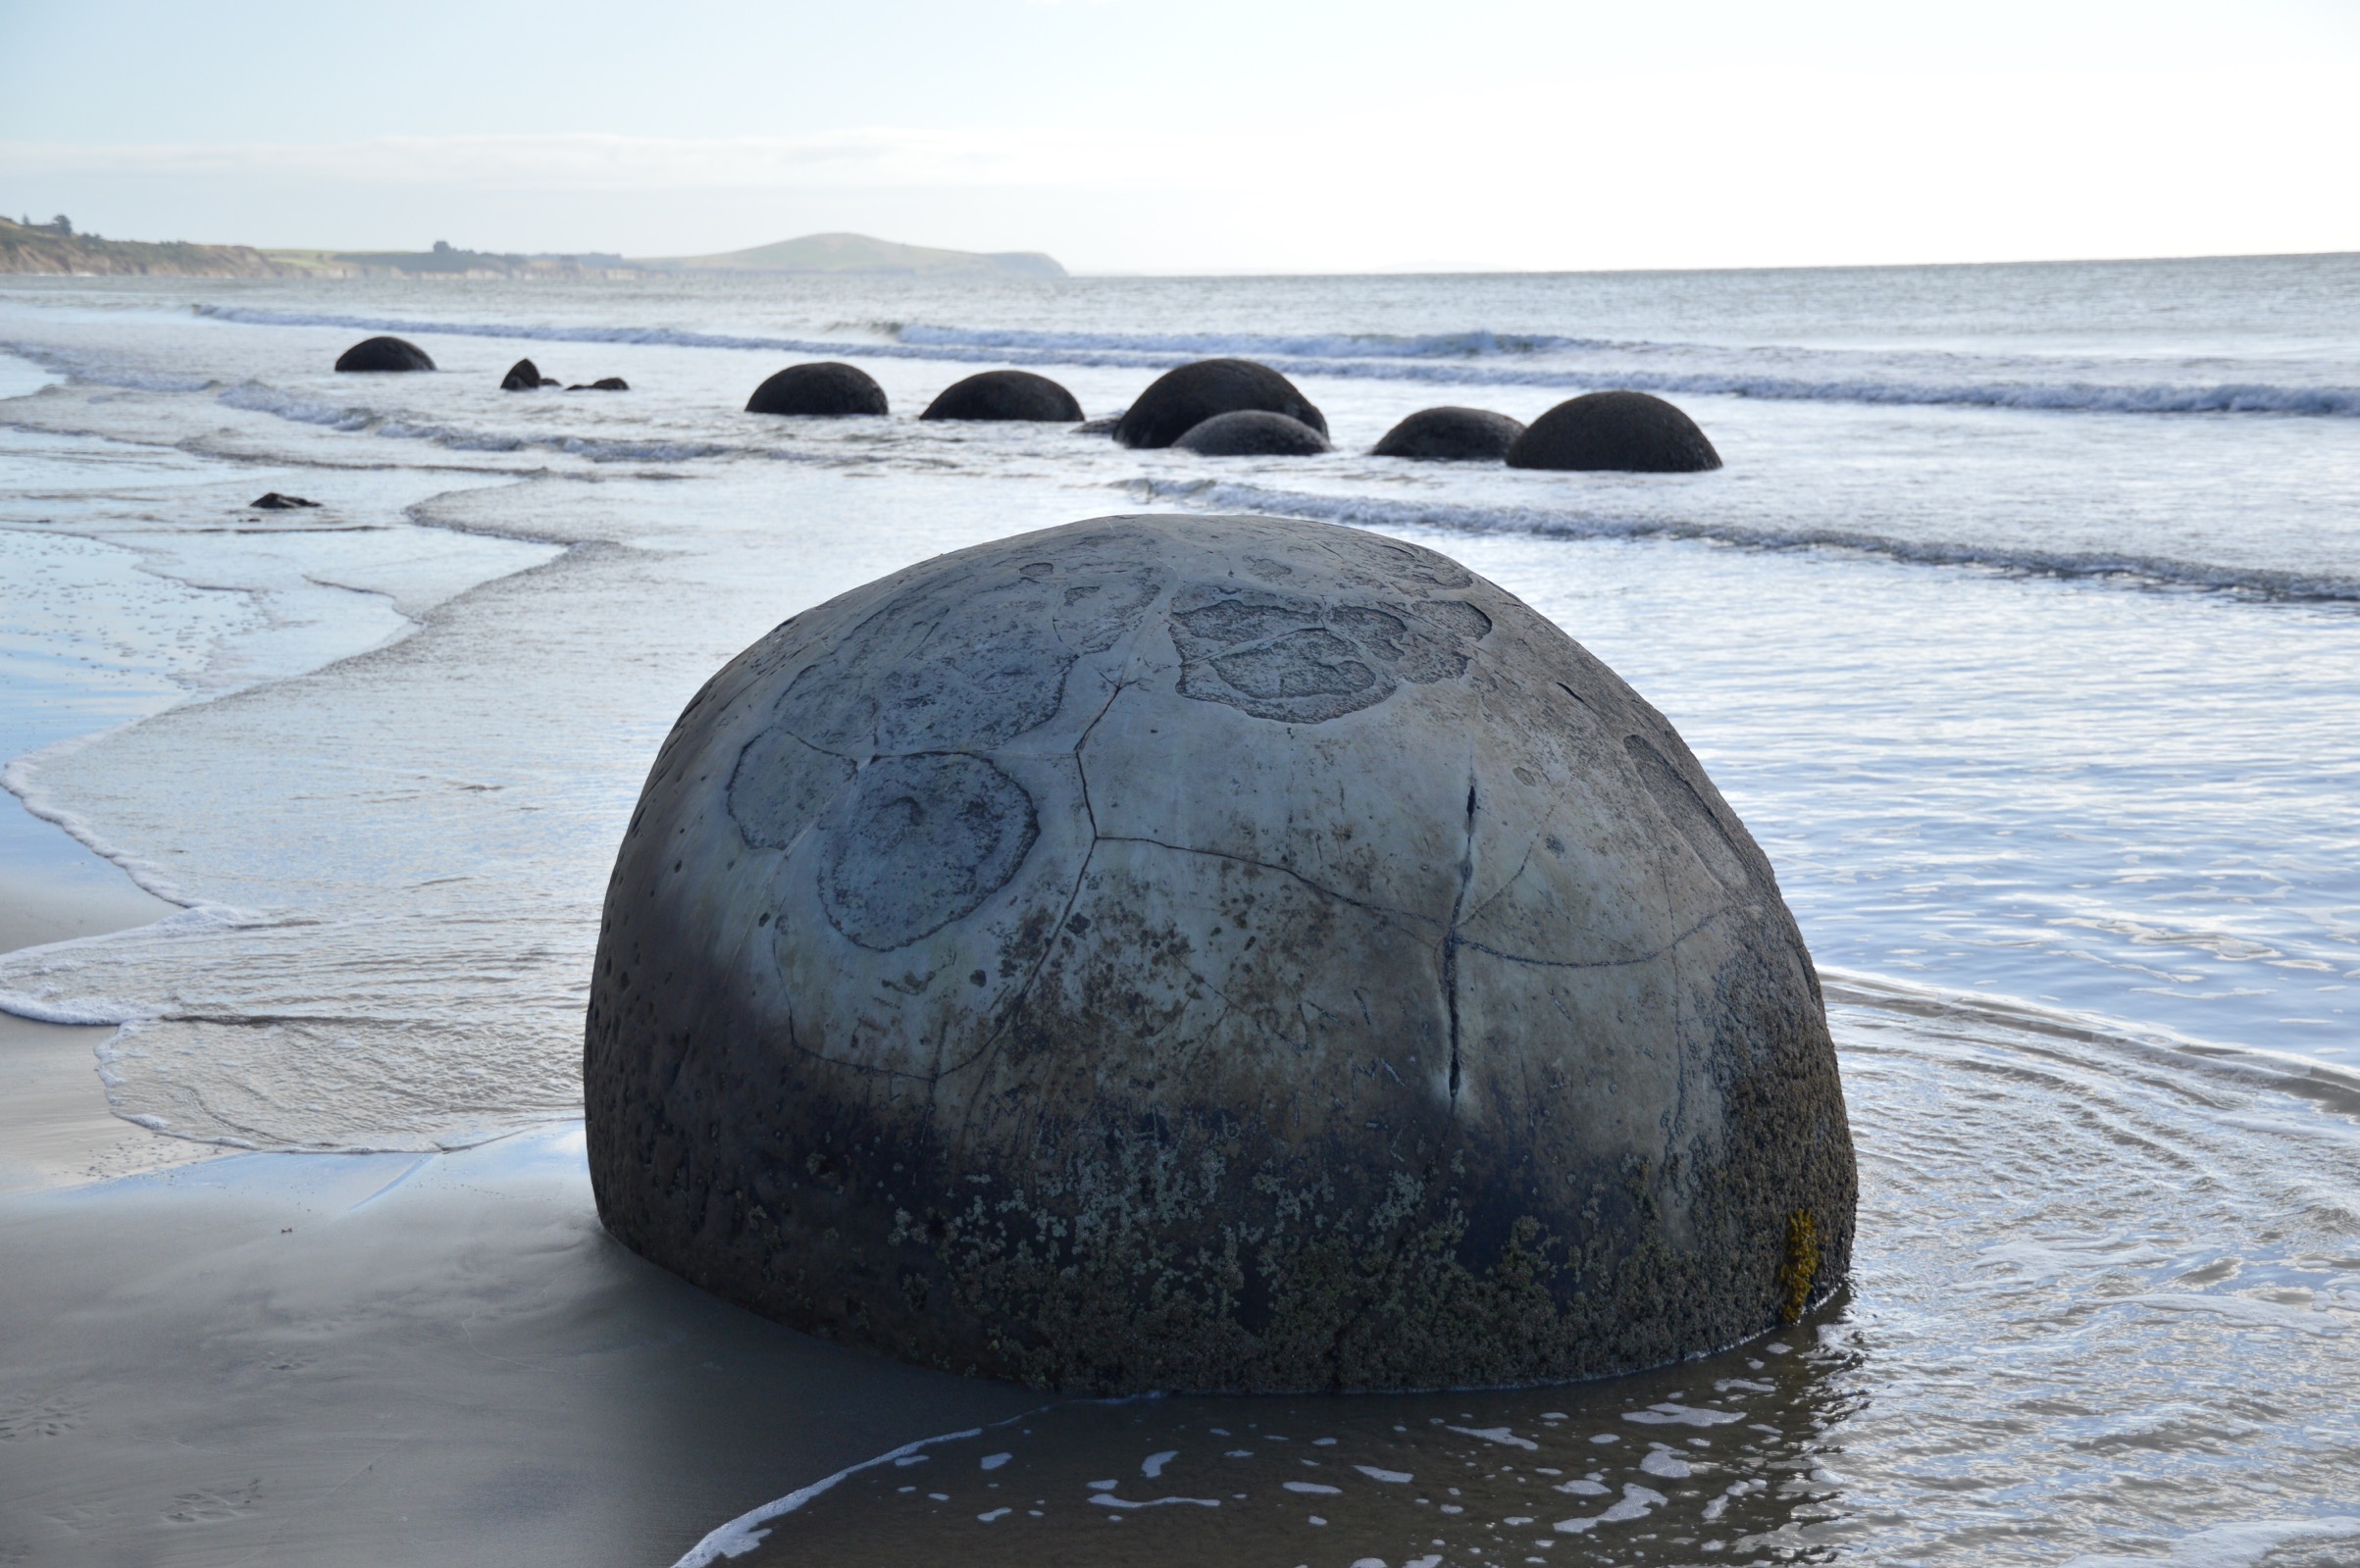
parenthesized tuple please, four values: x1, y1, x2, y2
(940, 842, 1100, 1127)
(1444, 773, 1477, 1106)
(1093, 835, 1440, 937)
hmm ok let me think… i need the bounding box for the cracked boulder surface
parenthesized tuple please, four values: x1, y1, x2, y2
(586, 513, 1854, 1394)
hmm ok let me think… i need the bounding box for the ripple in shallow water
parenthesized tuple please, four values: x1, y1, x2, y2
(692, 986, 2360, 1568)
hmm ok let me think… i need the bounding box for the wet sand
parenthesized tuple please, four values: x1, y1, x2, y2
(0, 880, 1040, 1568)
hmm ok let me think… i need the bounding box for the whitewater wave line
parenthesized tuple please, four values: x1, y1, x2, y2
(1128, 478, 2360, 605)
(184, 375, 2360, 605)
(192, 306, 2360, 418)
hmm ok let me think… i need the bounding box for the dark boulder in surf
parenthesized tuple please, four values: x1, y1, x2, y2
(1373, 406, 1525, 462)
(1506, 391, 1721, 474)
(248, 492, 320, 510)
(1112, 358, 1326, 449)
(921, 370, 1084, 423)
(570, 378, 630, 391)
(584, 513, 1856, 1395)
(745, 362, 888, 418)
(1172, 409, 1331, 456)
(335, 336, 435, 373)
(501, 358, 557, 390)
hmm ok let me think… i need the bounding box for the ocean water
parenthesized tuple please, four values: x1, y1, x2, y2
(1, 256, 2356, 1564)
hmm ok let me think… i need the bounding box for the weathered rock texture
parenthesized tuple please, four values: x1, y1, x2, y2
(586, 514, 1853, 1395)
(1113, 360, 1327, 449)
(1374, 406, 1526, 462)
(1173, 410, 1332, 457)
(1507, 391, 1721, 473)
(745, 362, 889, 417)
(334, 335, 436, 373)
(921, 370, 1085, 423)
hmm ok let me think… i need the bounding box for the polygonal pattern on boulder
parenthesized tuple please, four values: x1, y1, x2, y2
(586, 514, 1854, 1395)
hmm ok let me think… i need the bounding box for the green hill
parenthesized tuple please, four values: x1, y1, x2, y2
(636, 231, 1064, 278)
(0, 215, 299, 278)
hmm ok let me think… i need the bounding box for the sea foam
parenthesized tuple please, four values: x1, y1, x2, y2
(190, 305, 2360, 419)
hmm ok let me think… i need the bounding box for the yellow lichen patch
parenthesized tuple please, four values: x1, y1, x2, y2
(1779, 1208, 1821, 1325)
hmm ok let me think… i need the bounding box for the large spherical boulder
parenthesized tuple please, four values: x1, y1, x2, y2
(586, 514, 1854, 1394)
(334, 335, 435, 373)
(1172, 409, 1331, 456)
(1112, 359, 1326, 449)
(1507, 390, 1721, 473)
(746, 362, 889, 417)
(921, 370, 1084, 423)
(1374, 406, 1525, 462)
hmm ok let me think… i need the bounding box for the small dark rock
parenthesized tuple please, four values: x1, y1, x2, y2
(745, 362, 888, 417)
(1071, 415, 1123, 436)
(1506, 390, 1722, 473)
(921, 370, 1083, 423)
(334, 336, 436, 373)
(1112, 359, 1325, 449)
(1172, 409, 1331, 457)
(249, 492, 320, 510)
(568, 378, 630, 391)
(501, 358, 556, 390)
(1373, 406, 1525, 462)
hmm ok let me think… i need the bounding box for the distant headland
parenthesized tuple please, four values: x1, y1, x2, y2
(0, 218, 1064, 281)
(1, 214, 301, 278)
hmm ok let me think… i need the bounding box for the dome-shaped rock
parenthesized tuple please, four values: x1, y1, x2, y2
(586, 514, 1854, 1394)
(501, 358, 558, 390)
(1506, 391, 1721, 473)
(1112, 359, 1326, 449)
(334, 335, 435, 373)
(921, 370, 1084, 423)
(745, 362, 889, 417)
(1373, 406, 1525, 462)
(1172, 409, 1332, 456)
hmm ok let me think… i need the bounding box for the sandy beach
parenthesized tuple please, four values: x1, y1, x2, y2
(0, 880, 1051, 1565)
(4, 261, 2358, 1565)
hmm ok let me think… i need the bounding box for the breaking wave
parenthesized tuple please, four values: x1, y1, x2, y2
(213, 380, 734, 463)
(1128, 477, 2360, 604)
(191, 306, 2360, 418)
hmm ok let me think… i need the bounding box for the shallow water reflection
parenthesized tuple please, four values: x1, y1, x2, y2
(741, 1323, 1863, 1566)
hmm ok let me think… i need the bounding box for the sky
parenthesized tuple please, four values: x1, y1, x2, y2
(2, 0, 2356, 275)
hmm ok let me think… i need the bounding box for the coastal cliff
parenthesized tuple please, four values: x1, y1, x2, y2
(0, 216, 302, 278)
(0, 221, 1064, 280)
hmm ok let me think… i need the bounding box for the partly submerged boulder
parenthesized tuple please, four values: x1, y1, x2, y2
(745, 362, 889, 417)
(921, 369, 1084, 423)
(586, 512, 1855, 1395)
(501, 358, 556, 390)
(1112, 359, 1326, 449)
(1373, 406, 1525, 462)
(248, 492, 319, 510)
(1506, 390, 1721, 473)
(1172, 409, 1331, 456)
(334, 336, 435, 373)
(569, 377, 630, 391)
